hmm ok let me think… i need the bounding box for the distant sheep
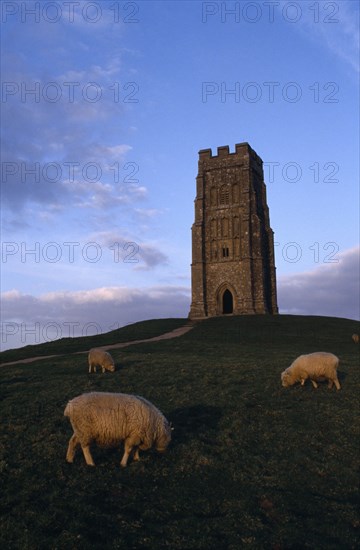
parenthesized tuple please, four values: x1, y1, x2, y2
(281, 352, 341, 390)
(88, 348, 115, 373)
(352, 334, 359, 344)
(64, 392, 172, 467)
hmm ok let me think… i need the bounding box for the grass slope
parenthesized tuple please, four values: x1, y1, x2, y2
(0, 314, 359, 549)
(0, 318, 187, 364)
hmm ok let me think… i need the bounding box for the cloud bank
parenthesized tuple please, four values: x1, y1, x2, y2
(1, 286, 191, 351)
(1, 246, 358, 351)
(278, 246, 360, 320)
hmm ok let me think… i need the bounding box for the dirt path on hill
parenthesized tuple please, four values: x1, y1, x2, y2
(0, 322, 196, 367)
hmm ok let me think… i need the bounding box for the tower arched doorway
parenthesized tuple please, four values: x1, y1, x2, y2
(222, 289, 233, 314)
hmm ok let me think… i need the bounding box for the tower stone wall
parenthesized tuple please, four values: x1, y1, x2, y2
(189, 142, 278, 318)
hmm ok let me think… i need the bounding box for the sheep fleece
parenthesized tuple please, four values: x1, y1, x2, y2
(64, 392, 172, 466)
(88, 348, 115, 373)
(281, 352, 341, 390)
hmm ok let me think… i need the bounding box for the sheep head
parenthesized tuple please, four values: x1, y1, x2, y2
(155, 420, 172, 452)
(281, 369, 295, 387)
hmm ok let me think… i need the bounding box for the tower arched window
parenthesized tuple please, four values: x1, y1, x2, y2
(219, 186, 229, 206)
(232, 184, 239, 203)
(210, 187, 217, 206)
(221, 217, 229, 237)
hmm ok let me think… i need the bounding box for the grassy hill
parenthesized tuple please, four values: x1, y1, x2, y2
(0, 318, 187, 363)
(0, 314, 359, 549)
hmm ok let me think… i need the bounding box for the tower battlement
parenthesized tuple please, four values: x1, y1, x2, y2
(198, 142, 262, 165)
(189, 142, 278, 319)
(199, 141, 262, 162)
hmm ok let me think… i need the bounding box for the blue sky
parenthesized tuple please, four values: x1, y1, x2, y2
(1, 0, 359, 350)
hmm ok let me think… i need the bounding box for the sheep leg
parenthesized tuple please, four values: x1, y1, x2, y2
(66, 434, 79, 463)
(311, 379, 318, 389)
(121, 436, 141, 467)
(133, 440, 152, 462)
(120, 443, 132, 467)
(81, 444, 95, 466)
(333, 377, 341, 390)
(328, 379, 334, 389)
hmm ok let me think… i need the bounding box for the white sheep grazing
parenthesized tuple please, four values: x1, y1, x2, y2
(64, 392, 172, 467)
(281, 352, 341, 390)
(352, 334, 359, 344)
(88, 348, 115, 373)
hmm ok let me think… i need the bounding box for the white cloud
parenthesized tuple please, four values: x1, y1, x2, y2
(91, 231, 169, 269)
(134, 208, 164, 220)
(59, 60, 123, 81)
(1, 290, 22, 300)
(0, 285, 190, 350)
(278, 246, 360, 320)
(1, 48, 135, 213)
(134, 243, 169, 270)
(276, 0, 360, 73)
(1, 246, 359, 351)
(319, 0, 359, 73)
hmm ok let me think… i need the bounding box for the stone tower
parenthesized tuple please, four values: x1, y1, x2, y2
(189, 142, 278, 318)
